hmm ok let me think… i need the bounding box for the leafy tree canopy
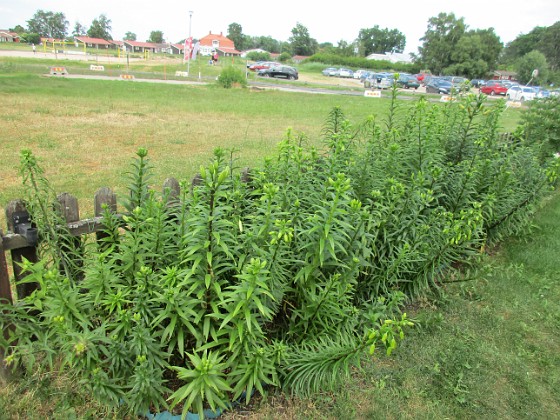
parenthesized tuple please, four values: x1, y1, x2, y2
(289, 22, 318, 56)
(87, 14, 112, 40)
(124, 32, 137, 41)
(445, 28, 502, 78)
(244, 35, 282, 54)
(502, 21, 560, 73)
(515, 50, 549, 84)
(227, 22, 244, 51)
(26, 9, 68, 39)
(357, 26, 406, 56)
(148, 30, 164, 44)
(10, 25, 26, 33)
(72, 22, 86, 37)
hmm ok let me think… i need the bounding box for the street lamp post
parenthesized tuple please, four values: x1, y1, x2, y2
(187, 10, 193, 76)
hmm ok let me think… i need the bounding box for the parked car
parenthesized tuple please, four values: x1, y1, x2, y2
(396, 74, 420, 89)
(506, 85, 536, 101)
(353, 69, 368, 80)
(470, 79, 486, 88)
(249, 61, 280, 71)
(338, 68, 354, 78)
(425, 78, 454, 94)
(480, 81, 508, 96)
(415, 72, 432, 84)
(322, 67, 338, 76)
(258, 65, 299, 80)
(446, 76, 470, 91)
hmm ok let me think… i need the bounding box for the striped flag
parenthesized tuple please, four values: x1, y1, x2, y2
(184, 37, 193, 60)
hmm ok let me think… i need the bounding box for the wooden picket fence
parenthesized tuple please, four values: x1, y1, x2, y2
(0, 176, 199, 307)
(0, 167, 253, 307)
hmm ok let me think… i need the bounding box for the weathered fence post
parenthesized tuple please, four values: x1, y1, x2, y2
(163, 177, 180, 206)
(0, 230, 13, 381)
(94, 187, 117, 246)
(5, 200, 39, 300)
(0, 231, 12, 306)
(57, 193, 84, 281)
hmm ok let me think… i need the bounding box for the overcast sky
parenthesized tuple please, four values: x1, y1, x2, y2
(1, 0, 558, 53)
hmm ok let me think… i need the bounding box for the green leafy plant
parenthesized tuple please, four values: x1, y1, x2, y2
(216, 65, 247, 89)
(2, 89, 557, 416)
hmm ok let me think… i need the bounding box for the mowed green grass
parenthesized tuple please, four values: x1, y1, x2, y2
(0, 71, 391, 225)
(0, 68, 521, 227)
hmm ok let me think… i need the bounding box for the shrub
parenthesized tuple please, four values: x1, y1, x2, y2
(1, 90, 558, 417)
(278, 52, 292, 63)
(246, 51, 271, 62)
(216, 66, 247, 89)
(520, 95, 560, 160)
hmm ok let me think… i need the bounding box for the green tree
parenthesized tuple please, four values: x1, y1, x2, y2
(26, 10, 68, 38)
(501, 26, 547, 65)
(87, 14, 112, 40)
(444, 28, 502, 78)
(148, 30, 164, 43)
(357, 26, 406, 56)
(10, 25, 26, 33)
(246, 51, 271, 61)
(539, 21, 560, 70)
(21, 33, 41, 44)
(72, 22, 86, 37)
(227, 22, 244, 51)
(289, 22, 318, 56)
(417, 12, 466, 75)
(124, 32, 137, 41)
(515, 50, 549, 84)
(335, 40, 356, 57)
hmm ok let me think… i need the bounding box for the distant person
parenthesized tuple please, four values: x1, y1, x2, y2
(213, 52, 218, 64)
(32, 44, 36, 54)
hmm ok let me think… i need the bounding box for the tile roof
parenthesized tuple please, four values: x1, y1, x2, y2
(75, 36, 112, 45)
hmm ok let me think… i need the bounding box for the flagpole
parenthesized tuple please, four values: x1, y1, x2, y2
(187, 10, 193, 76)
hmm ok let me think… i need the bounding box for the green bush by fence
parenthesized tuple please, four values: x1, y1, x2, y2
(1, 89, 558, 418)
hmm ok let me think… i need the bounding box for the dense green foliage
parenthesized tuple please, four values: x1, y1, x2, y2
(1, 89, 558, 418)
(216, 66, 247, 89)
(357, 26, 406, 55)
(26, 9, 68, 39)
(520, 95, 560, 160)
(416, 13, 502, 78)
(305, 53, 419, 73)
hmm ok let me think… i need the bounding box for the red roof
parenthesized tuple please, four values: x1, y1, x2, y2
(199, 32, 236, 50)
(75, 36, 112, 45)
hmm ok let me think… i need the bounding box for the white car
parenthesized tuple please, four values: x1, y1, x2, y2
(353, 69, 367, 79)
(338, 68, 354, 78)
(507, 86, 537, 101)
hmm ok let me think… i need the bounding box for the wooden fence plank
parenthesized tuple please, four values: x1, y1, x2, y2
(5, 200, 38, 300)
(0, 230, 12, 305)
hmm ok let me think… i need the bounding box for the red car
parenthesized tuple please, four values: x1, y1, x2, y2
(480, 81, 508, 96)
(248, 61, 281, 72)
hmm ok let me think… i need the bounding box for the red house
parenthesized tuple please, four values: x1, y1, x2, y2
(198, 31, 240, 57)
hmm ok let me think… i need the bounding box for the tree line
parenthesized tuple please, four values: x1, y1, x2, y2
(9, 9, 560, 84)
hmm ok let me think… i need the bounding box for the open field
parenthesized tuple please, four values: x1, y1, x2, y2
(0, 58, 522, 227)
